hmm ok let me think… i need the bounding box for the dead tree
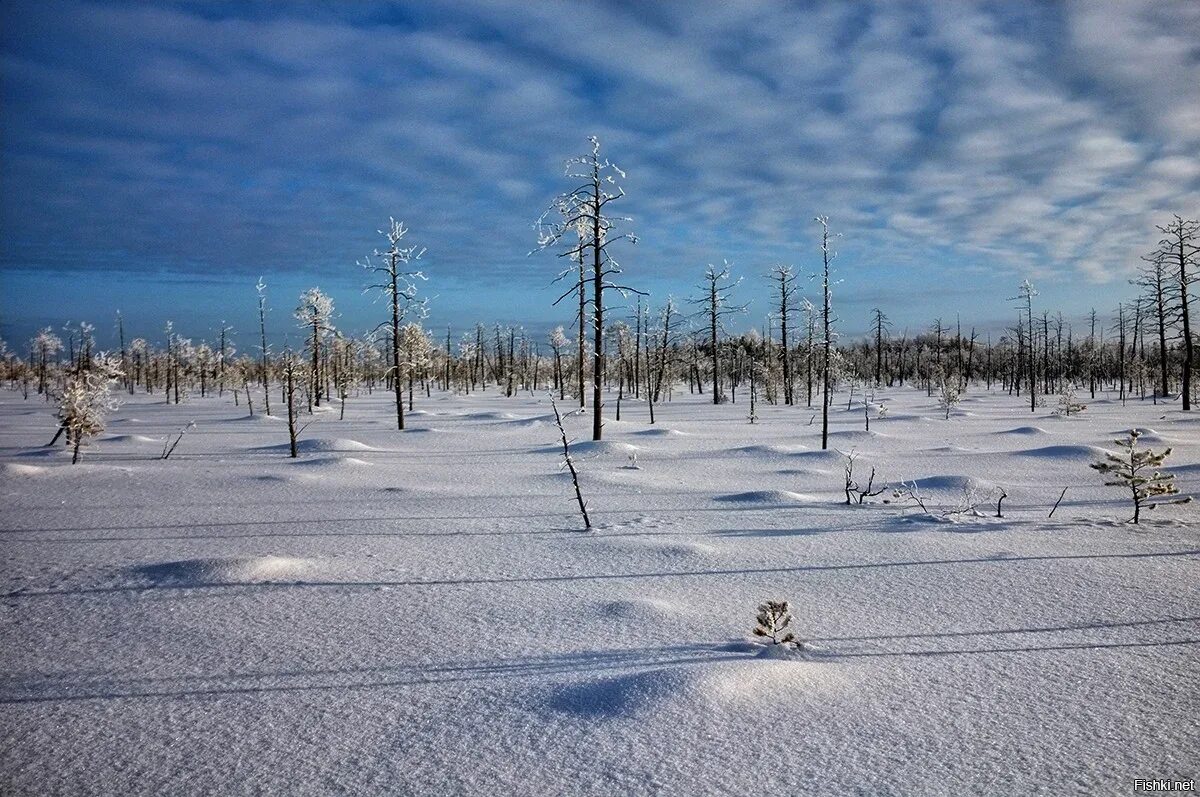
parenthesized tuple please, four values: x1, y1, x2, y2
(362, 218, 428, 431)
(1150, 216, 1198, 410)
(870, 308, 891, 388)
(537, 136, 641, 441)
(551, 396, 591, 530)
(689, 263, 748, 405)
(1010, 280, 1038, 412)
(256, 278, 272, 416)
(814, 216, 839, 450)
(770, 266, 798, 404)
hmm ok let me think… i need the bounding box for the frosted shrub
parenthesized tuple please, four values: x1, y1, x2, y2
(57, 357, 122, 464)
(938, 375, 961, 419)
(752, 600, 802, 649)
(1055, 385, 1086, 417)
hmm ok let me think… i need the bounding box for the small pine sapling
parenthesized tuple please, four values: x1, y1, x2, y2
(1091, 429, 1190, 523)
(1055, 385, 1087, 417)
(752, 600, 802, 649)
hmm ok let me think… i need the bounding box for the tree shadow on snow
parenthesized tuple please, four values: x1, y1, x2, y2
(0, 643, 743, 708)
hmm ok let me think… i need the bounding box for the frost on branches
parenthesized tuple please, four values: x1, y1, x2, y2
(1091, 429, 1190, 523)
(1056, 384, 1087, 417)
(752, 600, 803, 649)
(57, 357, 122, 464)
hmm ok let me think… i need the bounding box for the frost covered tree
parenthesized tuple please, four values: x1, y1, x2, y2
(362, 218, 428, 431)
(255, 278, 272, 416)
(400, 322, 431, 411)
(937, 371, 961, 419)
(57, 356, 122, 464)
(1091, 429, 1190, 523)
(1056, 384, 1086, 417)
(689, 262, 748, 405)
(537, 136, 640, 441)
(646, 297, 682, 425)
(31, 327, 63, 398)
(294, 288, 334, 407)
(548, 326, 569, 400)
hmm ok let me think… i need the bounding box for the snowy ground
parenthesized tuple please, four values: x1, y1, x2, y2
(1, 384, 1197, 795)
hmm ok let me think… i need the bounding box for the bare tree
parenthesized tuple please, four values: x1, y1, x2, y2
(870, 308, 891, 388)
(294, 288, 334, 408)
(537, 136, 641, 441)
(770, 266, 798, 404)
(689, 263, 748, 405)
(255, 278, 272, 416)
(1150, 216, 1198, 410)
(550, 396, 590, 530)
(814, 216, 838, 450)
(362, 218, 428, 431)
(1132, 251, 1173, 400)
(1010, 280, 1038, 412)
(281, 351, 302, 458)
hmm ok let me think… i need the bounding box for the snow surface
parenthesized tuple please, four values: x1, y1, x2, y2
(1, 387, 1197, 795)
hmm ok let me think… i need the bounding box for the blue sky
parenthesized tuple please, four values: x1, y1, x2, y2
(2, 0, 1198, 349)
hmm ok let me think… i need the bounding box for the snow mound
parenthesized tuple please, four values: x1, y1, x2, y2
(715, 490, 818, 504)
(1015, 444, 1108, 459)
(566, 440, 641, 457)
(703, 658, 833, 702)
(827, 429, 888, 440)
(548, 656, 832, 718)
(2, 463, 47, 477)
(1111, 428, 1171, 444)
(134, 556, 315, 586)
(104, 434, 160, 443)
(790, 450, 845, 465)
(259, 437, 376, 453)
(998, 426, 1049, 435)
(547, 667, 698, 717)
(728, 444, 806, 457)
(632, 427, 689, 437)
(599, 598, 680, 621)
(908, 475, 996, 495)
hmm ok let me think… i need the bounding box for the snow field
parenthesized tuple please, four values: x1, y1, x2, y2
(0, 385, 1197, 795)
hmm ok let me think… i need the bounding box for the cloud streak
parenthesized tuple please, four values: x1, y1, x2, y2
(1, 0, 1197, 341)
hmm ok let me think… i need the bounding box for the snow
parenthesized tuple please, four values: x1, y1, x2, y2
(0, 386, 1197, 795)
